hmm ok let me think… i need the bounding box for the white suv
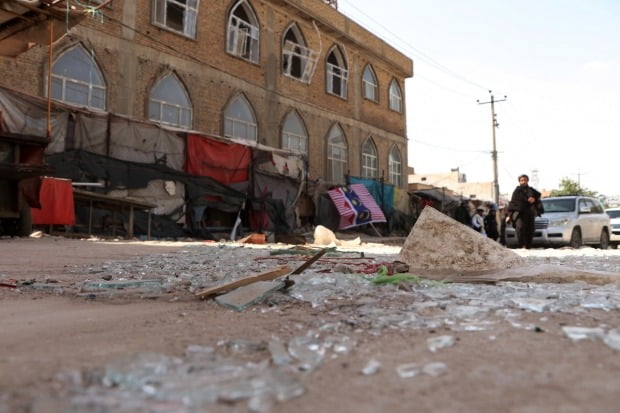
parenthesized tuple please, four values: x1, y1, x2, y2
(606, 207, 620, 249)
(506, 196, 611, 249)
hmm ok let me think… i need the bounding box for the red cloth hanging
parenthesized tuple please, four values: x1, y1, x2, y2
(185, 134, 251, 184)
(30, 177, 75, 225)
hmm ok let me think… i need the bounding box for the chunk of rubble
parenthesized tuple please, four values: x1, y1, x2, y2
(399, 207, 620, 285)
(313, 225, 361, 247)
(398, 206, 524, 279)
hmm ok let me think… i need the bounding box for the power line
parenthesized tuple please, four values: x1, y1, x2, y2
(338, 0, 490, 92)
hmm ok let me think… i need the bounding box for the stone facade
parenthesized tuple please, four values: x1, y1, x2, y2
(0, 0, 413, 187)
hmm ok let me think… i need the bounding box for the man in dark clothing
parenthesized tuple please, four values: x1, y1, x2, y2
(507, 174, 543, 249)
(454, 200, 472, 227)
(484, 205, 499, 241)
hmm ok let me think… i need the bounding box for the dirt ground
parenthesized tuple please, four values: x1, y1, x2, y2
(1, 236, 620, 413)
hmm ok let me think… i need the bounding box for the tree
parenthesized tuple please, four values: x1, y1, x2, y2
(549, 177, 597, 197)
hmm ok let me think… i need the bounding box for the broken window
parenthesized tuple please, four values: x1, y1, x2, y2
(51, 44, 106, 110)
(227, 0, 259, 63)
(326, 47, 348, 99)
(153, 0, 199, 38)
(281, 111, 308, 154)
(327, 124, 347, 183)
(282, 24, 319, 83)
(389, 146, 402, 186)
(224, 95, 257, 141)
(148, 73, 192, 129)
(361, 138, 378, 178)
(362, 65, 378, 102)
(389, 79, 402, 113)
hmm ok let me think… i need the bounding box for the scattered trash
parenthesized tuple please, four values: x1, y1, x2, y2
(195, 265, 292, 299)
(396, 362, 420, 379)
(603, 329, 620, 351)
(215, 280, 285, 311)
(512, 297, 556, 313)
(562, 326, 605, 341)
(423, 362, 448, 377)
(361, 359, 381, 375)
(313, 225, 361, 247)
(239, 233, 266, 244)
(427, 335, 456, 352)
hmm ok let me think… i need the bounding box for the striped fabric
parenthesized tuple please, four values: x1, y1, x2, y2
(328, 184, 387, 229)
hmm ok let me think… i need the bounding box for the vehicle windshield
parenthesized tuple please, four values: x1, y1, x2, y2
(541, 198, 575, 213)
(607, 210, 620, 218)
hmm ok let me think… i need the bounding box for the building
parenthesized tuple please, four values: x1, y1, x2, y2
(408, 169, 496, 202)
(0, 0, 413, 188)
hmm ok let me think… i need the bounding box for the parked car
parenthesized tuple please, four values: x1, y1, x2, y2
(605, 207, 620, 249)
(505, 195, 611, 249)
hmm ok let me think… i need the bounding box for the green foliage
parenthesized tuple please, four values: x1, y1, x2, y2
(549, 177, 597, 197)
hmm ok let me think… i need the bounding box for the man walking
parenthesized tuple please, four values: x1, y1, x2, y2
(507, 174, 542, 249)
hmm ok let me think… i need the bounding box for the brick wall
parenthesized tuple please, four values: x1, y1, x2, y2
(0, 0, 412, 187)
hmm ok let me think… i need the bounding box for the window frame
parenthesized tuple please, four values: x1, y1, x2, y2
(362, 65, 378, 102)
(224, 95, 258, 142)
(50, 44, 106, 111)
(152, 0, 199, 39)
(388, 145, 402, 186)
(326, 47, 348, 99)
(226, 0, 260, 63)
(327, 124, 348, 183)
(361, 138, 378, 178)
(148, 73, 193, 129)
(389, 79, 403, 113)
(282, 24, 319, 84)
(281, 110, 308, 154)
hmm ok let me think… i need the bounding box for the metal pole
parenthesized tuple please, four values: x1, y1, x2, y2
(477, 91, 507, 205)
(490, 95, 499, 205)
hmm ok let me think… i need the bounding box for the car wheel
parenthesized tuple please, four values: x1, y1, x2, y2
(598, 229, 610, 249)
(611, 243, 619, 250)
(569, 228, 582, 248)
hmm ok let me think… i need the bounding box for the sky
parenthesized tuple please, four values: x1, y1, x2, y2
(337, 0, 620, 197)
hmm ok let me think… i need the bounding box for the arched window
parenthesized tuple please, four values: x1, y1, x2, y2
(326, 46, 348, 98)
(389, 146, 402, 186)
(361, 138, 378, 178)
(152, 0, 199, 38)
(148, 73, 192, 129)
(362, 65, 378, 102)
(281, 111, 308, 153)
(282, 23, 318, 83)
(227, 0, 259, 63)
(389, 79, 403, 112)
(327, 124, 348, 183)
(224, 95, 257, 141)
(51, 45, 106, 110)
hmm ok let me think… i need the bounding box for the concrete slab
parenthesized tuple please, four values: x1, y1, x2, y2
(398, 206, 524, 279)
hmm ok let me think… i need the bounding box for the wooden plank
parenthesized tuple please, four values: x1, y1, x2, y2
(291, 248, 328, 274)
(195, 264, 292, 299)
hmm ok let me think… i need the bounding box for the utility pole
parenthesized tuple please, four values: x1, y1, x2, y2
(477, 91, 507, 205)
